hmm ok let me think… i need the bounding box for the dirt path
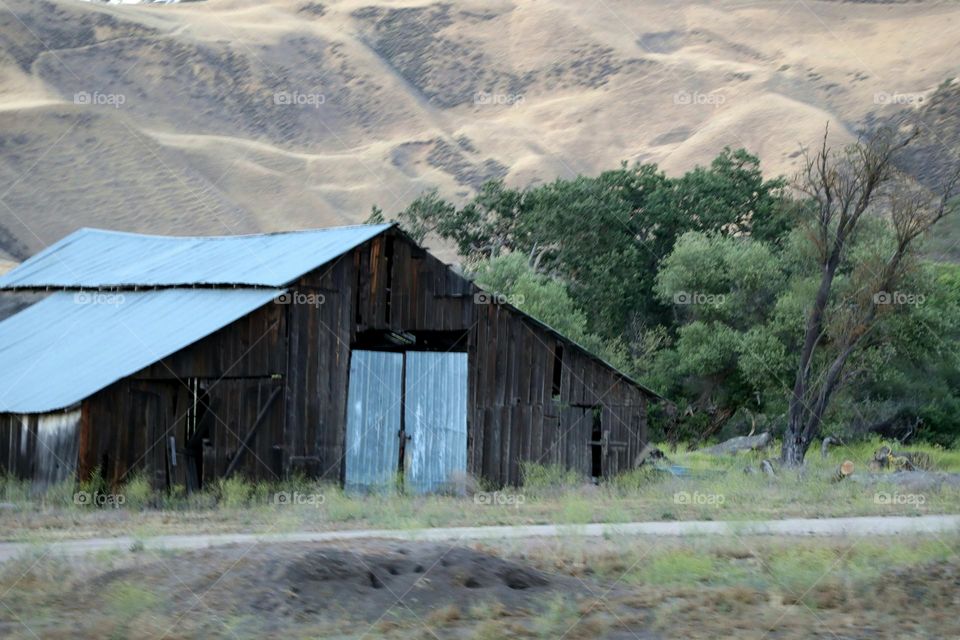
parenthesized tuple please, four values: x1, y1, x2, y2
(3, 514, 958, 563)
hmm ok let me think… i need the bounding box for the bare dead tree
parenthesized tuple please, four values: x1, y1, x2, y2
(781, 125, 960, 466)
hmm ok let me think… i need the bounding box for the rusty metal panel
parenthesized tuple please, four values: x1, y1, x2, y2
(344, 350, 403, 492)
(404, 352, 468, 495)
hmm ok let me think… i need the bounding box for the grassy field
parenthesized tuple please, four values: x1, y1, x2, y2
(2, 438, 959, 638)
(2, 438, 959, 544)
(1, 533, 957, 639)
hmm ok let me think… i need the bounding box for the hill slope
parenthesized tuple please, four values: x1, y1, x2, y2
(0, 0, 958, 257)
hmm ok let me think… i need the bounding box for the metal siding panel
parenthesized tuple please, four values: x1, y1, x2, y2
(344, 351, 403, 492)
(0, 224, 392, 289)
(404, 352, 468, 494)
(31, 410, 80, 488)
(0, 289, 283, 413)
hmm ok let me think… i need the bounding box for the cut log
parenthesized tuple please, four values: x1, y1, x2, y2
(699, 432, 772, 456)
(832, 460, 855, 482)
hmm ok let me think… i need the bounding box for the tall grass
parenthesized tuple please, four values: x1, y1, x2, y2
(1, 436, 958, 542)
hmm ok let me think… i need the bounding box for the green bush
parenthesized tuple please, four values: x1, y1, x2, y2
(217, 477, 252, 509)
(122, 473, 152, 510)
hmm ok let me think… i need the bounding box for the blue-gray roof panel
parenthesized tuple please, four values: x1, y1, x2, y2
(0, 224, 392, 289)
(0, 289, 284, 413)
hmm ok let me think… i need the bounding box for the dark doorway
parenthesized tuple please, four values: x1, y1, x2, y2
(183, 379, 211, 491)
(590, 407, 603, 480)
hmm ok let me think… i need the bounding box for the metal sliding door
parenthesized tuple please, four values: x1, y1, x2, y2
(403, 352, 468, 494)
(344, 351, 403, 492)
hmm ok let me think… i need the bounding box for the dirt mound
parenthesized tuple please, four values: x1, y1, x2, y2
(74, 541, 574, 631)
(259, 544, 554, 621)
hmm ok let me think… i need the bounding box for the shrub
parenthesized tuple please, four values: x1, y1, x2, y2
(217, 477, 252, 509)
(122, 473, 152, 510)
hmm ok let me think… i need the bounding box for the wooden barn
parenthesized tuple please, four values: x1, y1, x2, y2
(0, 224, 659, 493)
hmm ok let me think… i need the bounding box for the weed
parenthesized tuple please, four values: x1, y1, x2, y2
(217, 477, 252, 509)
(122, 473, 151, 510)
(532, 593, 581, 638)
(522, 462, 583, 496)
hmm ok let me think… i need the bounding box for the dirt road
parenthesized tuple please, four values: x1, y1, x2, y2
(2, 514, 958, 563)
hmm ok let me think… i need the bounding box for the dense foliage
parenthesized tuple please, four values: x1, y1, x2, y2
(371, 149, 960, 447)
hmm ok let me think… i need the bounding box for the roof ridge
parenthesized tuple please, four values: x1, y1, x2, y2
(70, 222, 394, 241)
(0, 223, 395, 290)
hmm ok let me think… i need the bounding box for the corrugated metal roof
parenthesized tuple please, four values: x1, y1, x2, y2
(0, 224, 392, 289)
(0, 288, 283, 413)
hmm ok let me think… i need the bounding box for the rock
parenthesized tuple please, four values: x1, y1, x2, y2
(699, 432, 773, 456)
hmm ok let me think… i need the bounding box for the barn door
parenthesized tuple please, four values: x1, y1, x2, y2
(344, 350, 403, 492)
(403, 352, 468, 495)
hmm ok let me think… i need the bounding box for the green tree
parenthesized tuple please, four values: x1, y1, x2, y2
(382, 148, 789, 344)
(780, 128, 959, 464)
(470, 253, 630, 372)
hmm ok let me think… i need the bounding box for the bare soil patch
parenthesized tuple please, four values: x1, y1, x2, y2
(5, 535, 960, 638)
(65, 541, 601, 637)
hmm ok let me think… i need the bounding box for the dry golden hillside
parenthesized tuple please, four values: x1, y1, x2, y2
(0, 0, 958, 257)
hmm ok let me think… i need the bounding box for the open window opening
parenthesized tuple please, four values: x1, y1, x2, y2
(352, 329, 468, 352)
(551, 344, 564, 399)
(590, 407, 603, 481)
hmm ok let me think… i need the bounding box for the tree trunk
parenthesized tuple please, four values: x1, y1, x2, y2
(782, 258, 840, 466)
(781, 430, 809, 466)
